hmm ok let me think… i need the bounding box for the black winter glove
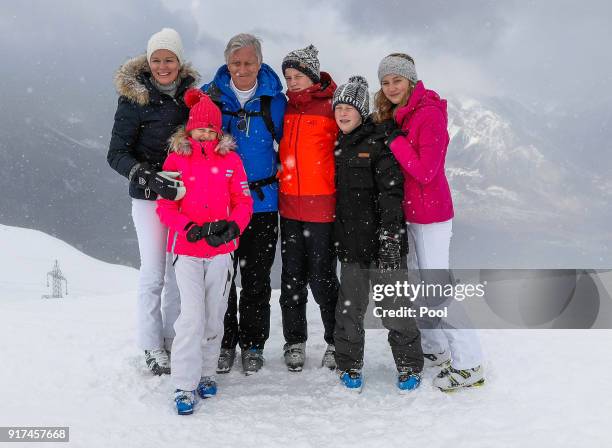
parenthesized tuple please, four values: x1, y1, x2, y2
(385, 129, 407, 147)
(378, 231, 402, 271)
(130, 162, 154, 188)
(368, 119, 397, 141)
(186, 220, 229, 243)
(149, 171, 186, 201)
(205, 221, 240, 247)
(380, 119, 397, 136)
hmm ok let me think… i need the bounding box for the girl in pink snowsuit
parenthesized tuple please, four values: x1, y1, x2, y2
(157, 89, 253, 414)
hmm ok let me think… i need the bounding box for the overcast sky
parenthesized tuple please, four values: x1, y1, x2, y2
(2, 0, 611, 113)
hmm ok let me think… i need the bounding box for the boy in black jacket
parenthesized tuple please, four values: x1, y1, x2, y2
(332, 76, 423, 392)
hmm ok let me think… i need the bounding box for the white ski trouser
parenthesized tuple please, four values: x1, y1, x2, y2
(132, 199, 180, 351)
(406, 219, 483, 370)
(172, 253, 233, 391)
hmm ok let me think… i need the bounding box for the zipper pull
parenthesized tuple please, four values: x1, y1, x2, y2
(145, 187, 151, 199)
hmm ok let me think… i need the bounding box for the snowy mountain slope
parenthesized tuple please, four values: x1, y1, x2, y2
(445, 97, 611, 267)
(0, 224, 136, 299)
(1, 226, 611, 447)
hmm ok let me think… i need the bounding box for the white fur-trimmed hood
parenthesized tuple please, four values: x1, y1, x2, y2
(113, 54, 200, 106)
(168, 127, 237, 156)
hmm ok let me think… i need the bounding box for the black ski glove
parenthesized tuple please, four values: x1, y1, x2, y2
(205, 221, 240, 247)
(149, 171, 186, 201)
(129, 162, 154, 188)
(378, 231, 402, 271)
(186, 220, 229, 243)
(364, 119, 397, 142)
(385, 129, 406, 147)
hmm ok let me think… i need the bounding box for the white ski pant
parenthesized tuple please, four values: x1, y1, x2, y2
(132, 199, 180, 351)
(172, 253, 233, 391)
(406, 219, 483, 369)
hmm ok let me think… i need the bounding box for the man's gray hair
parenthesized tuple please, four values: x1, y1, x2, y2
(224, 33, 263, 65)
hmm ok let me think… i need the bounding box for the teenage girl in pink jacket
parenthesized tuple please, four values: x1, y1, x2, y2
(374, 53, 484, 391)
(157, 89, 253, 414)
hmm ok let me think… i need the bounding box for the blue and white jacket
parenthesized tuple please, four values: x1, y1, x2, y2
(202, 63, 287, 213)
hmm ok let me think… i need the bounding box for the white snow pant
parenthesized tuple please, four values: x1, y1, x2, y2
(132, 199, 180, 351)
(406, 219, 483, 370)
(172, 253, 233, 391)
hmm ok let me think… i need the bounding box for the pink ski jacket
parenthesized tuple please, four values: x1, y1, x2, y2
(157, 129, 253, 258)
(389, 81, 454, 224)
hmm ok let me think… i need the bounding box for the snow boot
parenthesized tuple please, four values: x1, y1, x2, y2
(196, 376, 217, 399)
(283, 343, 306, 372)
(217, 347, 236, 374)
(397, 368, 422, 393)
(340, 369, 363, 392)
(434, 365, 485, 392)
(144, 349, 170, 375)
(174, 389, 196, 415)
(242, 348, 264, 375)
(424, 349, 451, 369)
(321, 344, 336, 370)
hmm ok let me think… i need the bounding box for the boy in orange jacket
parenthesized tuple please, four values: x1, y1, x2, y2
(278, 44, 339, 371)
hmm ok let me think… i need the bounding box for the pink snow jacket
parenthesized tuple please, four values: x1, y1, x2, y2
(157, 128, 253, 258)
(389, 81, 454, 224)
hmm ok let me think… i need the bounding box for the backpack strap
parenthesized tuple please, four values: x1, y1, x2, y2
(205, 82, 223, 108)
(217, 94, 277, 141)
(259, 95, 277, 142)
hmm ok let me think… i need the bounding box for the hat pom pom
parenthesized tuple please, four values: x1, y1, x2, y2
(184, 88, 206, 108)
(305, 44, 319, 57)
(348, 75, 368, 88)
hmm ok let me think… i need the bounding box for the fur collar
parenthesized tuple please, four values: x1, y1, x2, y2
(113, 54, 200, 105)
(168, 127, 236, 156)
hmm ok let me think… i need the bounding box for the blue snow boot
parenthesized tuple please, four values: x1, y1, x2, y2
(174, 389, 196, 415)
(196, 376, 217, 399)
(397, 369, 422, 393)
(340, 369, 363, 392)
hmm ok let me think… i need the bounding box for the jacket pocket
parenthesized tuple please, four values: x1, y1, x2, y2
(347, 157, 374, 189)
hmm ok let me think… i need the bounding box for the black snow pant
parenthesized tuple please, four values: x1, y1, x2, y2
(221, 212, 278, 351)
(334, 262, 424, 372)
(279, 218, 339, 345)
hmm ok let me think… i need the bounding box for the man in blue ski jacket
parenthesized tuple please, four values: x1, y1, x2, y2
(202, 33, 286, 375)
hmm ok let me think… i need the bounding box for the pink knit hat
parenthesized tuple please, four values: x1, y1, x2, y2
(184, 88, 222, 135)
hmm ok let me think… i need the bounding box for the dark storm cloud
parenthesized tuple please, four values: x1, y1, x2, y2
(340, 0, 520, 58)
(332, 0, 612, 106)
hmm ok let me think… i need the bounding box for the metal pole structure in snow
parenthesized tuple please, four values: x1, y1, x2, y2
(44, 260, 68, 298)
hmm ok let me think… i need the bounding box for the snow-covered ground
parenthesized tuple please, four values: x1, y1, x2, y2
(1, 224, 611, 448)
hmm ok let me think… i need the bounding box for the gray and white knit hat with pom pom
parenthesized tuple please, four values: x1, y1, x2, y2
(333, 75, 370, 121)
(282, 44, 321, 84)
